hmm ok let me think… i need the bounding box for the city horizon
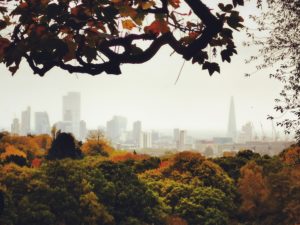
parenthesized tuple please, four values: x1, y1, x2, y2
(4, 92, 290, 143)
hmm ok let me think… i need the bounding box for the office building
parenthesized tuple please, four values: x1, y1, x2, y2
(106, 116, 127, 142)
(132, 120, 142, 145)
(62, 92, 81, 138)
(79, 120, 87, 140)
(35, 112, 50, 134)
(21, 106, 31, 135)
(11, 118, 20, 135)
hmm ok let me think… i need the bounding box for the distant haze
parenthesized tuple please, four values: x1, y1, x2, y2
(0, 1, 285, 137)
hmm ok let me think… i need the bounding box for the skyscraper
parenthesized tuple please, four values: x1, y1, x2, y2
(79, 120, 87, 140)
(173, 128, 180, 145)
(62, 92, 81, 138)
(106, 116, 127, 142)
(132, 121, 142, 146)
(21, 106, 31, 135)
(35, 112, 50, 134)
(227, 96, 237, 141)
(11, 118, 20, 135)
(139, 132, 152, 149)
(178, 130, 186, 150)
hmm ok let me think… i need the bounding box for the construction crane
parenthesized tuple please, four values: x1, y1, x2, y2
(271, 120, 280, 141)
(260, 123, 266, 141)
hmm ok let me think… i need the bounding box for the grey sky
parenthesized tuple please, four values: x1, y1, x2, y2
(0, 0, 284, 135)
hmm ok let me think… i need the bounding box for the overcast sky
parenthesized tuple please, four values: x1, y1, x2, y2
(0, 0, 285, 136)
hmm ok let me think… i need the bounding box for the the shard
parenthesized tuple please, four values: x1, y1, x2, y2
(227, 96, 237, 141)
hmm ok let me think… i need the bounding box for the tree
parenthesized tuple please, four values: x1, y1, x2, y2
(0, 191, 4, 216)
(81, 130, 114, 157)
(248, 0, 300, 140)
(47, 132, 82, 160)
(238, 161, 270, 220)
(0, 0, 245, 76)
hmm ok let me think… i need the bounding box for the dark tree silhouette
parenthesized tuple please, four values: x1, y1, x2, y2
(47, 132, 82, 160)
(0, 191, 4, 216)
(3, 155, 27, 166)
(0, 0, 245, 76)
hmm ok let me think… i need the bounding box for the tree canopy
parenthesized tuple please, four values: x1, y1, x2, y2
(0, 0, 245, 76)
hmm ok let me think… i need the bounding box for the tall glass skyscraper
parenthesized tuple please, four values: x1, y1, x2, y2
(62, 92, 81, 138)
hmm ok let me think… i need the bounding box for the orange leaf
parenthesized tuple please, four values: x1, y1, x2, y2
(119, 6, 137, 18)
(122, 19, 136, 30)
(144, 20, 170, 35)
(71, 7, 80, 16)
(141, 1, 155, 10)
(169, 0, 180, 8)
(189, 32, 200, 39)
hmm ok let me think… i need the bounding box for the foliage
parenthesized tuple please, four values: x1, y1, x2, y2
(0, 158, 164, 225)
(213, 149, 261, 181)
(247, 0, 300, 141)
(140, 151, 237, 224)
(0, 134, 45, 166)
(47, 132, 82, 160)
(1, 133, 300, 225)
(81, 139, 113, 157)
(0, 0, 246, 76)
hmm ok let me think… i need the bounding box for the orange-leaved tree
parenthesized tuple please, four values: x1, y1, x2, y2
(0, 0, 245, 76)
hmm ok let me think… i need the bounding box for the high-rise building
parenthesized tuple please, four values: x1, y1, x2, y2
(62, 92, 81, 138)
(151, 130, 159, 143)
(227, 96, 237, 141)
(21, 106, 31, 135)
(174, 128, 180, 145)
(132, 121, 142, 146)
(79, 120, 87, 140)
(141, 132, 152, 149)
(11, 118, 20, 135)
(178, 130, 186, 150)
(35, 112, 50, 134)
(106, 116, 127, 142)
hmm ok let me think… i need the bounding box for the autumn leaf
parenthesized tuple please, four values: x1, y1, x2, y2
(0, 38, 10, 61)
(31, 158, 42, 168)
(119, 6, 137, 18)
(141, 1, 155, 10)
(189, 32, 200, 39)
(169, 0, 180, 8)
(144, 20, 170, 35)
(19, 2, 28, 9)
(71, 7, 80, 16)
(35, 25, 47, 36)
(122, 19, 136, 30)
(63, 40, 77, 62)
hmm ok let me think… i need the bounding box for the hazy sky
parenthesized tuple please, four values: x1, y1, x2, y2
(0, 0, 284, 135)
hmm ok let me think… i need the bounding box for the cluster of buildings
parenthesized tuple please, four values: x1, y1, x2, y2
(10, 92, 87, 140)
(10, 94, 294, 157)
(11, 107, 50, 136)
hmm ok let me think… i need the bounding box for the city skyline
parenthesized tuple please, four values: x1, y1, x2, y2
(6, 94, 287, 141)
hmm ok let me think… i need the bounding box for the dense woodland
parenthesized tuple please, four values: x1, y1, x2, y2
(0, 131, 299, 225)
